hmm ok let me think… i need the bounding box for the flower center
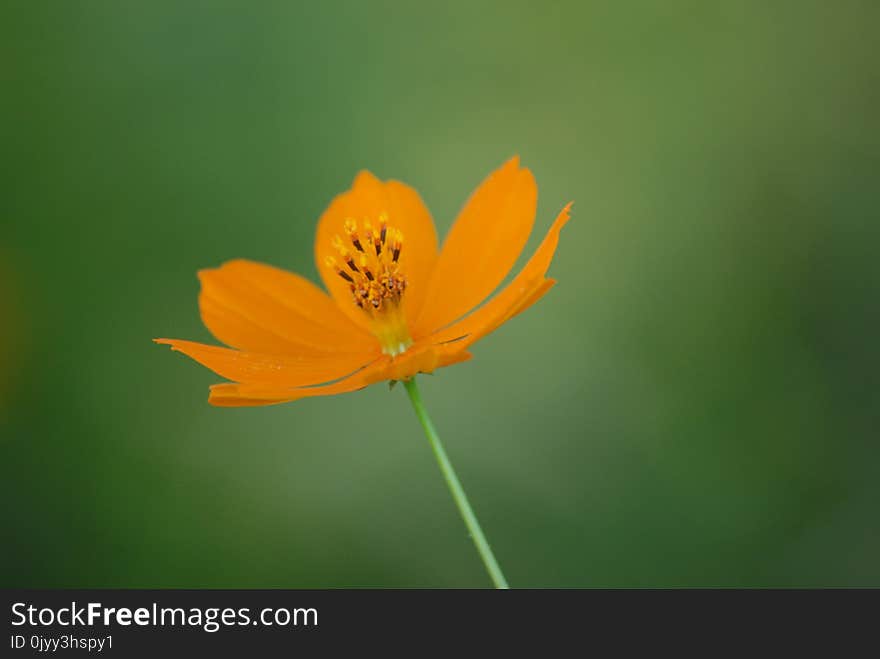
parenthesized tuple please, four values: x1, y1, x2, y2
(325, 214, 413, 356)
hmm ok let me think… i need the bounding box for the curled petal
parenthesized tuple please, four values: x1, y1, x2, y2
(414, 156, 537, 337)
(428, 202, 572, 348)
(206, 344, 472, 407)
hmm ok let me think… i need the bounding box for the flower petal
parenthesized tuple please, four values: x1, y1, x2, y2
(414, 156, 537, 336)
(154, 338, 379, 386)
(206, 344, 473, 407)
(380, 343, 473, 381)
(199, 259, 375, 355)
(207, 385, 304, 407)
(428, 202, 572, 348)
(315, 171, 439, 331)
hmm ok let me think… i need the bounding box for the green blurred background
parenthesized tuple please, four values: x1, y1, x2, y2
(2, 1, 878, 587)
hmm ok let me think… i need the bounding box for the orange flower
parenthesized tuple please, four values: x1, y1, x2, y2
(155, 156, 571, 406)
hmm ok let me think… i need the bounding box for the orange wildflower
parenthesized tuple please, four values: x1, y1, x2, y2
(155, 156, 571, 406)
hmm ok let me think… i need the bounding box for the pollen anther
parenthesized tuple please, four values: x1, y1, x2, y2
(326, 214, 411, 355)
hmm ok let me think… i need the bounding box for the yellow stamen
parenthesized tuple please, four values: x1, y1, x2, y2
(327, 214, 412, 356)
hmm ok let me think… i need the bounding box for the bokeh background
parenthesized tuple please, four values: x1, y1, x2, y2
(2, 1, 878, 587)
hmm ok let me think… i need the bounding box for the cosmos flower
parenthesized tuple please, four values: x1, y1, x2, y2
(156, 156, 571, 406)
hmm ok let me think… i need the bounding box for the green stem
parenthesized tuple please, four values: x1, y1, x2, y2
(402, 377, 510, 589)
